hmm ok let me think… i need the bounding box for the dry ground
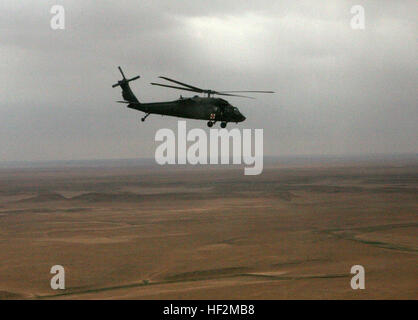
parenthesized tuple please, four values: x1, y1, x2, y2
(0, 160, 417, 299)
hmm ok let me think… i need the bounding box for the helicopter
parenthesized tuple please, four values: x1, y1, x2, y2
(112, 67, 274, 128)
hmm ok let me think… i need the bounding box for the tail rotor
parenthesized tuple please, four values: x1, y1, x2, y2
(112, 66, 140, 103)
(112, 66, 140, 88)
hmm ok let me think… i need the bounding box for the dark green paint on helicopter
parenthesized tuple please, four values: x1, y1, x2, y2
(112, 67, 273, 128)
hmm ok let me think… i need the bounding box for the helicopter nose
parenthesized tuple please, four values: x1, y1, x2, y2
(241, 114, 246, 122)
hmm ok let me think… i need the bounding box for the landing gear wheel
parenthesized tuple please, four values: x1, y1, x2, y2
(141, 113, 150, 122)
(207, 121, 214, 127)
(221, 122, 227, 128)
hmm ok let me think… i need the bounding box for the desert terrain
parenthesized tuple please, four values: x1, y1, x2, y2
(0, 157, 417, 299)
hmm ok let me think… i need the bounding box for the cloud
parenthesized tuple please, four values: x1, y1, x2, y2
(0, 0, 416, 161)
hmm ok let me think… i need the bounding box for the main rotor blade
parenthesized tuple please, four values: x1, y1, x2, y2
(219, 90, 275, 93)
(215, 92, 255, 99)
(158, 76, 203, 92)
(155, 76, 273, 99)
(151, 83, 255, 98)
(150, 82, 201, 93)
(118, 66, 126, 79)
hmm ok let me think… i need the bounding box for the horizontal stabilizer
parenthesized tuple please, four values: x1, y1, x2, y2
(116, 100, 140, 105)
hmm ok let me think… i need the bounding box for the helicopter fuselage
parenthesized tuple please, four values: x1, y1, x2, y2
(127, 96, 246, 123)
(111, 67, 270, 127)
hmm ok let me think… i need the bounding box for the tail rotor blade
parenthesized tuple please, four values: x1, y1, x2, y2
(118, 66, 126, 79)
(113, 67, 140, 87)
(128, 75, 140, 82)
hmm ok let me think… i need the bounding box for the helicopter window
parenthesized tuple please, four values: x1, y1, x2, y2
(233, 107, 239, 113)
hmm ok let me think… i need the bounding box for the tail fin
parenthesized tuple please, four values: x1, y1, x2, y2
(112, 66, 140, 103)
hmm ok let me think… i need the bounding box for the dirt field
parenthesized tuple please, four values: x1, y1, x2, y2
(0, 159, 417, 299)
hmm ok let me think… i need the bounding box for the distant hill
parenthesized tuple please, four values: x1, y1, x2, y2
(18, 192, 67, 203)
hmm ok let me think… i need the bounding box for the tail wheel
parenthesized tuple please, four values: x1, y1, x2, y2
(207, 121, 214, 128)
(221, 122, 227, 128)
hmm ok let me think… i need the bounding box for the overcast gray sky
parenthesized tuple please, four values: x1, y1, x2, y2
(0, 0, 416, 162)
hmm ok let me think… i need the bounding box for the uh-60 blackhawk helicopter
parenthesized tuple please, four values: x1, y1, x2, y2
(113, 67, 274, 128)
